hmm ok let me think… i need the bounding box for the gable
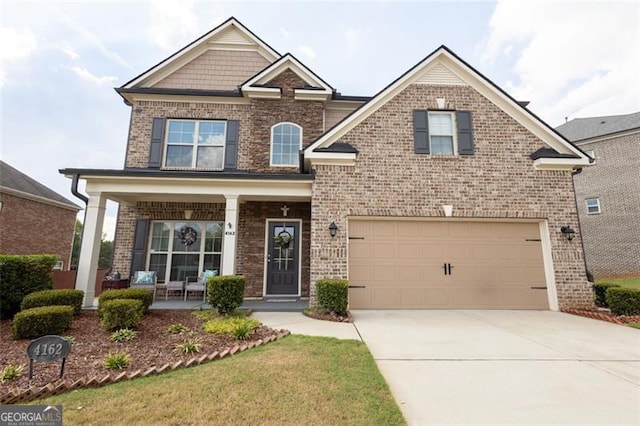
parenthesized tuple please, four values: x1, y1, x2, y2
(305, 46, 590, 170)
(122, 18, 279, 89)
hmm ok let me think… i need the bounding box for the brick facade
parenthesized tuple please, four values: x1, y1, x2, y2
(573, 131, 640, 277)
(309, 84, 592, 309)
(0, 192, 77, 269)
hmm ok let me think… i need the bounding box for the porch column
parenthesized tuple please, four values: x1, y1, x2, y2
(76, 192, 106, 307)
(222, 195, 239, 276)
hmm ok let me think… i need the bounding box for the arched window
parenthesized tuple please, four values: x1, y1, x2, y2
(270, 122, 302, 167)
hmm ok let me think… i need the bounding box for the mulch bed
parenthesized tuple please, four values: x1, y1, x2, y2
(562, 308, 640, 325)
(302, 308, 353, 323)
(0, 310, 285, 402)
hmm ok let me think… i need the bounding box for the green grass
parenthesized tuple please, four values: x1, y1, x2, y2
(596, 277, 640, 290)
(32, 335, 406, 425)
(628, 322, 640, 330)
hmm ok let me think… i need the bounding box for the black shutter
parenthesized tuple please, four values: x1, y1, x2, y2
(129, 219, 149, 276)
(413, 110, 430, 154)
(148, 118, 165, 168)
(456, 111, 474, 155)
(224, 120, 239, 170)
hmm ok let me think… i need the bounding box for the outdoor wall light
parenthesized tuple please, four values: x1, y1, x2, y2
(329, 222, 338, 238)
(561, 226, 575, 241)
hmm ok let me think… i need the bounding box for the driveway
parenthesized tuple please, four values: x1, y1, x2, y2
(352, 310, 640, 425)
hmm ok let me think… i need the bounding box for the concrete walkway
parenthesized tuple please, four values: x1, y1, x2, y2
(252, 311, 360, 340)
(352, 310, 640, 425)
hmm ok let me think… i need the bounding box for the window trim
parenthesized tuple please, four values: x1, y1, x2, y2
(428, 111, 457, 156)
(162, 119, 227, 170)
(146, 220, 224, 283)
(585, 198, 601, 214)
(270, 122, 303, 167)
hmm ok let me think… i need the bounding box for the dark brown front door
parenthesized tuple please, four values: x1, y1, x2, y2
(266, 221, 300, 295)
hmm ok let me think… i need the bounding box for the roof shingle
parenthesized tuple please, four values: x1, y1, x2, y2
(1, 161, 79, 209)
(555, 111, 640, 142)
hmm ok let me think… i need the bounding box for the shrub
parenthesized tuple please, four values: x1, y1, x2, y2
(0, 364, 24, 384)
(207, 275, 245, 316)
(592, 283, 621, 307)
(0, 254, 57, 319)
(100, 299, 143, 331)
(606, 287, 640, 316)
(110, 328, 137, 343)
(174, 338, 202, 354)
(316, 279, 349, 314)
(21, 289, 84, 314)
(203, 317, 260, 336)
(98, 288, 153, 316)
(12, 305, 74, 339)
(167, 323, 191, 334)
(103, 352, 130, 370)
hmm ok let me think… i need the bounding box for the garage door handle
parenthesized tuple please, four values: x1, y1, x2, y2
(443, 263, 452, 275)
(349, 285, 366, 289)
(530, 286, 547, 290)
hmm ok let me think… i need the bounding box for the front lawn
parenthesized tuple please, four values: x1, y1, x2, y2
(596, 276, 640, 290)
(33, 335, 406, 425)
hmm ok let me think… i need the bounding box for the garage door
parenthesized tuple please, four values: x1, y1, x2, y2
(348, 220, 548, 309)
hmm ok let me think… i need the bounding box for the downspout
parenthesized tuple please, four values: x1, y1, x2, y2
(571, 167, 593, 282)
(70, 174, 89, 290)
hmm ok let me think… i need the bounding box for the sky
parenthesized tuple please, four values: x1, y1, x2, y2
(1, 0, 639, 241)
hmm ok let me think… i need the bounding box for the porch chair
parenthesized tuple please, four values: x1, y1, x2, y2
(184, 269, 218, 301)
(130, 271, 158, 300)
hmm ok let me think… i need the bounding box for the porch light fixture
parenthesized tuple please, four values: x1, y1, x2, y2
(560, 226, 575, 241)
(329, 222, 338, 238)
(184, 210, 193, 220)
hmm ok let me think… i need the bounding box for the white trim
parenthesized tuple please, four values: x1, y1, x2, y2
(263, 218, 302, 297)
(120, 92, 252, 106)
(533, 157, 590, 170)
(270, 122, 302, 167)
(428, 111, 457, 156)
(585, 198, 601, 214)
(162, 119, 227, 170)
(539, 220, 559, 311)
(294, 89, 331, 101)
(222, 195, 239, 275)
(0, 187, 80, 211)
(124, 18, 279, 89)
(304, 47, 590, 166)
(242, 87, 281, 99)
(241, 54, 332, 93)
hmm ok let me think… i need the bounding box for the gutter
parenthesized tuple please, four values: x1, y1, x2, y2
(570, 168, 593, 282)
(70, 174, 88, 290)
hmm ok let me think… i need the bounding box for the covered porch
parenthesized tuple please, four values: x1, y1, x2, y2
(63, 169, 313, 308)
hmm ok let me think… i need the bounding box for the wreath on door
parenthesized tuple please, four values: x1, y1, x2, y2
(273, 230, 292, 249)
(179, 226, 198, 246)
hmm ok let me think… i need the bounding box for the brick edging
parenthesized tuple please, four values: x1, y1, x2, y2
(0, 329, 290, 405)
(561, 308, 640, 325)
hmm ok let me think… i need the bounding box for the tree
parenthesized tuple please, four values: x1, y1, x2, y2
(71, 219, 114, 269)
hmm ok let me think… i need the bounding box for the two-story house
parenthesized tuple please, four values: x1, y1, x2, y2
(63, 17, 592, 310)
(556, 112, 640, 278)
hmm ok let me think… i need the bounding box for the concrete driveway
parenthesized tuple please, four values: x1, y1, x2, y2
(352, 310, 640, 425)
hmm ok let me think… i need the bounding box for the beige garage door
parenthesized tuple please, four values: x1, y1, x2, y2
(348, 220, 548, 309)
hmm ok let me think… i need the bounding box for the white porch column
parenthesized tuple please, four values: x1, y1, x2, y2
(76, 193, 106, 307)
(222, 195, 239, 276)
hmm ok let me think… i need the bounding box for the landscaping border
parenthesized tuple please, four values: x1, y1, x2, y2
(1, 329, 290, 405)
(562, 308, 640, 325)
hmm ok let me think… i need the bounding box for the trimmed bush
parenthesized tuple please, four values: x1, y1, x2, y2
(0, 254, 57, 319)
(606, 287, 640, 316)
(100, 299, 143, 330)
(207, 275, 245, 315)
(21, 289, 84, 314)
(592, 282, 621, 307)
(316, 279, 349, 314)
(12, 305, 74, 339)
(98, 288, 153, 316)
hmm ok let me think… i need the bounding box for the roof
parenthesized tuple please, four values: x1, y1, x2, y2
(1, 161, 80, 209)
(313, 143, 359, 154)
(555, 111, 640, 142)
(529, 148, 579, 160)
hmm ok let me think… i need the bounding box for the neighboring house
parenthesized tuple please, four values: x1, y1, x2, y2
(0, 160, 80, 269)
(62, 17, 592, 310)
(556, 112, 640, 278)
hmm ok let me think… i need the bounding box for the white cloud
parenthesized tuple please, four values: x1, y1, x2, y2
(0, 27, 37, 87)
(296, 45, 316, 60)
(147, 0, 200, 52)
(280, 27, 289, 38)
(60, 43, 79, 60)
(67, 66, 118, 86)
(481, 1, 640, 125)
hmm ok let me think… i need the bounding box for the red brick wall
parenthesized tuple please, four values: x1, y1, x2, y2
(0, 193, 77, 269)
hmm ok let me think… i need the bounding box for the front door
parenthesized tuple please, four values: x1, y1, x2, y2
(266, 221, 300, 295)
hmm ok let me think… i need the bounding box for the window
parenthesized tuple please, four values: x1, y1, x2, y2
(270, 122, 302, 167)
(164, 120, 226, 169)
(147, 221, 223, 283)
(586, 198, 601, 214)
(428, 112, 455, 155)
